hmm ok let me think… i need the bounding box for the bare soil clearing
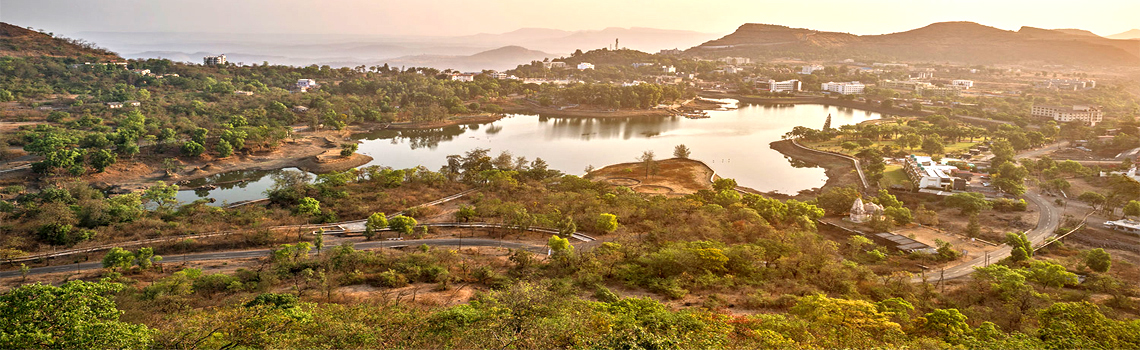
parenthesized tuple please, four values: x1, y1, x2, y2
(586, 158, 715, 196)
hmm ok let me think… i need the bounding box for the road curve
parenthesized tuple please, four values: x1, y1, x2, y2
(909, 191, 1060, 283)
(0, 238, 545, 279)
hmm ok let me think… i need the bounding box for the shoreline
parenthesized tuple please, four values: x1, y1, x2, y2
(769, 139, 864, 197)
(698, 92, 930, 117)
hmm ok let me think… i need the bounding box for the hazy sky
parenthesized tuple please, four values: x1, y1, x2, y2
(2, 0, 1138, 37)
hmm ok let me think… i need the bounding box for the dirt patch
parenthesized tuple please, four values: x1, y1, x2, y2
(587, 158, 714, 195)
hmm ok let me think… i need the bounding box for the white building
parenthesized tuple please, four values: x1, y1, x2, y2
(902, 155, 963, 190)
(1105, 219, 1140, 235)
(125, 100, 141, 107)
(763, 79, 801, 93)
(1031, 105, 1103, 126)
(106, 102, 123, 109)
(203, 54, 227, 66)
(631, 63, 655, 68)
(718, 57, 751, 65)
(821, 81, 865, 95)
(662, 65, 676, 73)
(723, 66, 744, 74)
(451, 73, 476, 82)
(543, 61, 567, 69)
(849, 197, 884, 223)
(130, 69, 151, 76)
(800, 64, 824, 75)
(873, 62, 909, 68)
(295, 79, 319, 92)
(951, 80, 974, 89)
(577, 62, 595, 70)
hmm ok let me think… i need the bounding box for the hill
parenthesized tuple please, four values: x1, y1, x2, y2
(1107, 29, 1140, 40)
(0, 22, 120, 60)
(1051, 28, 1101, 37)
(377, 45, 555, 71)
(692, 22, 1140, 66)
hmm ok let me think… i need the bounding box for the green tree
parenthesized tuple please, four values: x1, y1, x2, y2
(814, 187, 861, 215)
(920, 308, 971, 343)
(548, 235, 573, 254)
(89, 149, 117, 173)
(1123, 200, 1140, 218)
(0, 281, 153, 349)
(1083, 248, 1111, 273)
(191, 127, 209, 144)
(101, 247, 135, 272)
(340, 143, 358, 157)
(364, 212, 387, 240)
(142, 181, 179, 210)
(921, 137, 944, 156)
(637, 150, 657, 179)
(1005, 232, 1033, 263)
(673, 144, 691, 158)
(966, 214, 981, 237)
(944, 192, 992, 214)
(596, 213, 618, 233)
(387, 215, 417, 237)
(454, 205, 476, 222)
(180, 141, 205, 157)
(215, 139, 233, 158)
(1026, 260, 1078, 288)
(297, 197, 321, 217)
(993, 163, 1029, 196)
(135, 247, 161, 269)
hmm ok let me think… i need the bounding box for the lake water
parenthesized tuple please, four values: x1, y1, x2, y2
(176, 100, 883, 205)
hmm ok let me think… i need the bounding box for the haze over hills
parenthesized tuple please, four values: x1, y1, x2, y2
(1107, 29, 1140, 40)
(68, 27, 719, 69)
(693, 21, 1140, 67)
(354, 46, 556, 72)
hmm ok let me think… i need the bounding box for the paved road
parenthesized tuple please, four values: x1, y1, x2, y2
(910, 191, 1061, 283)
(0, 238, 545, 279)
(5, 189, 479, 264)
(1016, 141, 1069, 160)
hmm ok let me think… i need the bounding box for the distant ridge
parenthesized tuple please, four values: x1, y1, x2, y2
(0, 22, 120, 60)
(693, 21, 1140, 66)
(1107, 29, 1140, 40)
(375, 45, 555, 71)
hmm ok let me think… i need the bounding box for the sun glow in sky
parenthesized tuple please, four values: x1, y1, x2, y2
(2, 0, 1138, 37)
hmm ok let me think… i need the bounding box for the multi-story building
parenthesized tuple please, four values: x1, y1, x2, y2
(450, 73, 476, 82)
(542, 61, 567, 69)
(880, 79, 935, 93)
(723, 66, 744, 74)
(1031, 105, 1103, 125)
(761, 79, 801, 93)
(951, 79, 974, 89)
(902, 155, 964, 190)
(800, 64, 825, 75)
(821, 81, 865, 95)
(1034, 79, 1096, 91)
(203, 54, 227, 66)
(658, 48, 683, 55)
(295, 79, 319, 92)
(718, 57, 751, 65)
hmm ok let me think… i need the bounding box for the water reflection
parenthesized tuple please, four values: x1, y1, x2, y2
(185, 100, 883, 203)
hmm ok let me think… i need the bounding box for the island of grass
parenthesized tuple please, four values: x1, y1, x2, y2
(585, 158, 714, 195)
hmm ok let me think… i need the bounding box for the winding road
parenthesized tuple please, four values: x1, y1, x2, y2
(909, 144, 1067, 283)
(0, 238, 546, 279)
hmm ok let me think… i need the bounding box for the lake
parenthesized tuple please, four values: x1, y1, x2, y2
(177, 100, 883, 205)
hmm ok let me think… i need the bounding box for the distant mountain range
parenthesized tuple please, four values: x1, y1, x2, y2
(692, 22, 1140, 66)
(359, 46, 554, 72)
(1107, 29, 1140, 40)
(71, 27, 719, 69)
